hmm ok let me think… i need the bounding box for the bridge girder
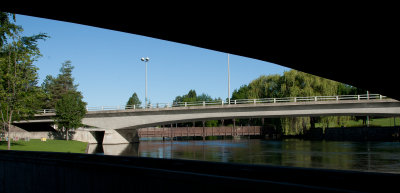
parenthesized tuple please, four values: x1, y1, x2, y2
(79, 100, 400, 130)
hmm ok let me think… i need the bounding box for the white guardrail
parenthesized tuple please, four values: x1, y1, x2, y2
(37, 94, 388, 114)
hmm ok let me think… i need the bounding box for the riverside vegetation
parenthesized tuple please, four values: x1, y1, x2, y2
(0, 12, 86, 150)
(129, 70, 389, 136)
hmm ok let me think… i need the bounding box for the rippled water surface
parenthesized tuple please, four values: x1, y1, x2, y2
(88, 139, 400, 173)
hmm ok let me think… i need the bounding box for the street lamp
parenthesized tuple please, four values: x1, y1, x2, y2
(141, 57, 150, 108)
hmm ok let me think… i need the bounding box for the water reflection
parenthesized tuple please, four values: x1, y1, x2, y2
(88, 139, 400, 173)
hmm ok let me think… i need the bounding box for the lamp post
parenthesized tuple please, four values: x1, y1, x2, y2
(141, 57, 150, 108)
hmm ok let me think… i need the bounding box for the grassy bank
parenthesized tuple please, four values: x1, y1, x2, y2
(315, 117, 400, 128)
(0, 139, 87, 153)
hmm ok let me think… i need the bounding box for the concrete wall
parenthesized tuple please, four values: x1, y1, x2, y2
(11, 129, 105, 144)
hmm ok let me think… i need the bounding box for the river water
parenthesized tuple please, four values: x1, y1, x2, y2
(88, 139, 400, 173)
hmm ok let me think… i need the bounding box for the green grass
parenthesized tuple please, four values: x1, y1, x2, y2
(0, 139, 88, 153)
(314, 117, 400, 128)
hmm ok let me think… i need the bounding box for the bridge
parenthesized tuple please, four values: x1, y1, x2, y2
(15, 94, 400, 144)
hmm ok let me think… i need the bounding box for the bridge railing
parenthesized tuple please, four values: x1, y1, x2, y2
(36, 94, 389, 114)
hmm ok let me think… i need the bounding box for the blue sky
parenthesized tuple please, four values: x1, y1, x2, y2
(15, 14, 290, 107)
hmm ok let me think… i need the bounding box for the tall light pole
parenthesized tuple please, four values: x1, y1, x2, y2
(228, 53, 230, 104)
(141, 57, 149, 108)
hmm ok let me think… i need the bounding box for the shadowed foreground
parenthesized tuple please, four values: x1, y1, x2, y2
(0, 150, 399, 193)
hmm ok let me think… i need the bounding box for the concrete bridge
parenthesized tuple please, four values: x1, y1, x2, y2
(16, 95, 400, 144)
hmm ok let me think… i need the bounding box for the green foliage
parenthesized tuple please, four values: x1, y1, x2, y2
(0, 12, 22, 47)
(174, 89, 220, 104)
(41, 60, 78, 109)
(205, 120, 218, 127)
(126, 92, 142, 108)
(54, 91, 87, 140)
(232, 85, 250, 100)
(174, 89, 197, 103)
(0, 12, 48, 149)
(230, 69, 370, 135)
(173, 89, 221, 127)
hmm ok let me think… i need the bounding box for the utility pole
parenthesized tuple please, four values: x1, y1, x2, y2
(228, 54, 231, 104)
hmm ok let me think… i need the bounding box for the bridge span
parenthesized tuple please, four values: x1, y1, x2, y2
(16, 95, 400, 144)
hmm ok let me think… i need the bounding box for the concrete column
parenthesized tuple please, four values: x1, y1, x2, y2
(170, 124, 173, 141)
(102, 129, 139, 144)
(233, 118, 236, 136)
(202, 121, 205, 141)
(162, 125, 165, 141)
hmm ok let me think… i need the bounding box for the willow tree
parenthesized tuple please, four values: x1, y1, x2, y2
(231, 69, 361, 135)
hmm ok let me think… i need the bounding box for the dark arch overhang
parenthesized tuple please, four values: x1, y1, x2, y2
(2, 7, 397, 99)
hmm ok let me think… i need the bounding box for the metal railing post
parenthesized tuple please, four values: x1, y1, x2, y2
(336, 96, 339, 101)
(203, 101, 205, 107)
(222, 100, 224, 106)
(294, 97, 297, 102)
(314, 96, 317, 102)
(357, 95, 360, 100)
(185, 102, 187, 107)
(253, 99, 256, 104)
(234, 100, 237, 105)
(273, 98, 276, 103)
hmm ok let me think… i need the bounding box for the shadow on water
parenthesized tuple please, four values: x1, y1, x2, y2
(88, 143, 139, 156)
(88, 139, 400, 173)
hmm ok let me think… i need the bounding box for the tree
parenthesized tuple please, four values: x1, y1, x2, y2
(230, 69, 366, 135)
(0, 12, 48, 149)
(41, 60, 78, 109)
(173, 89, 220, 104)
(54, 91, 87, 140)
(126, 92, 142, 108)
(173, 89, 221, 127)
(0, 12, 21, 48)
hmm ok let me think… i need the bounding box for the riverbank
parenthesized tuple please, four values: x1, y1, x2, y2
(297, 126, 400, 141)
(0, 139, 87, 153)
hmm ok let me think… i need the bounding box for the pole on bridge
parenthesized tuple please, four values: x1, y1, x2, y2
(202, 121, 205, 141)
(233, 118, 236, 137)
(228, 53, 230, 105)
(162, 125, 165, 141)
(170, 124, 173, 141)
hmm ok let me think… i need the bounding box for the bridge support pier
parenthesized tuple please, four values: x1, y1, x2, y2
(202, 121, 205, 141)
(102, 129, 139, 144)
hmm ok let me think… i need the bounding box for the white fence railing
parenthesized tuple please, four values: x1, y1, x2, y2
(36, 94, 389, 114)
